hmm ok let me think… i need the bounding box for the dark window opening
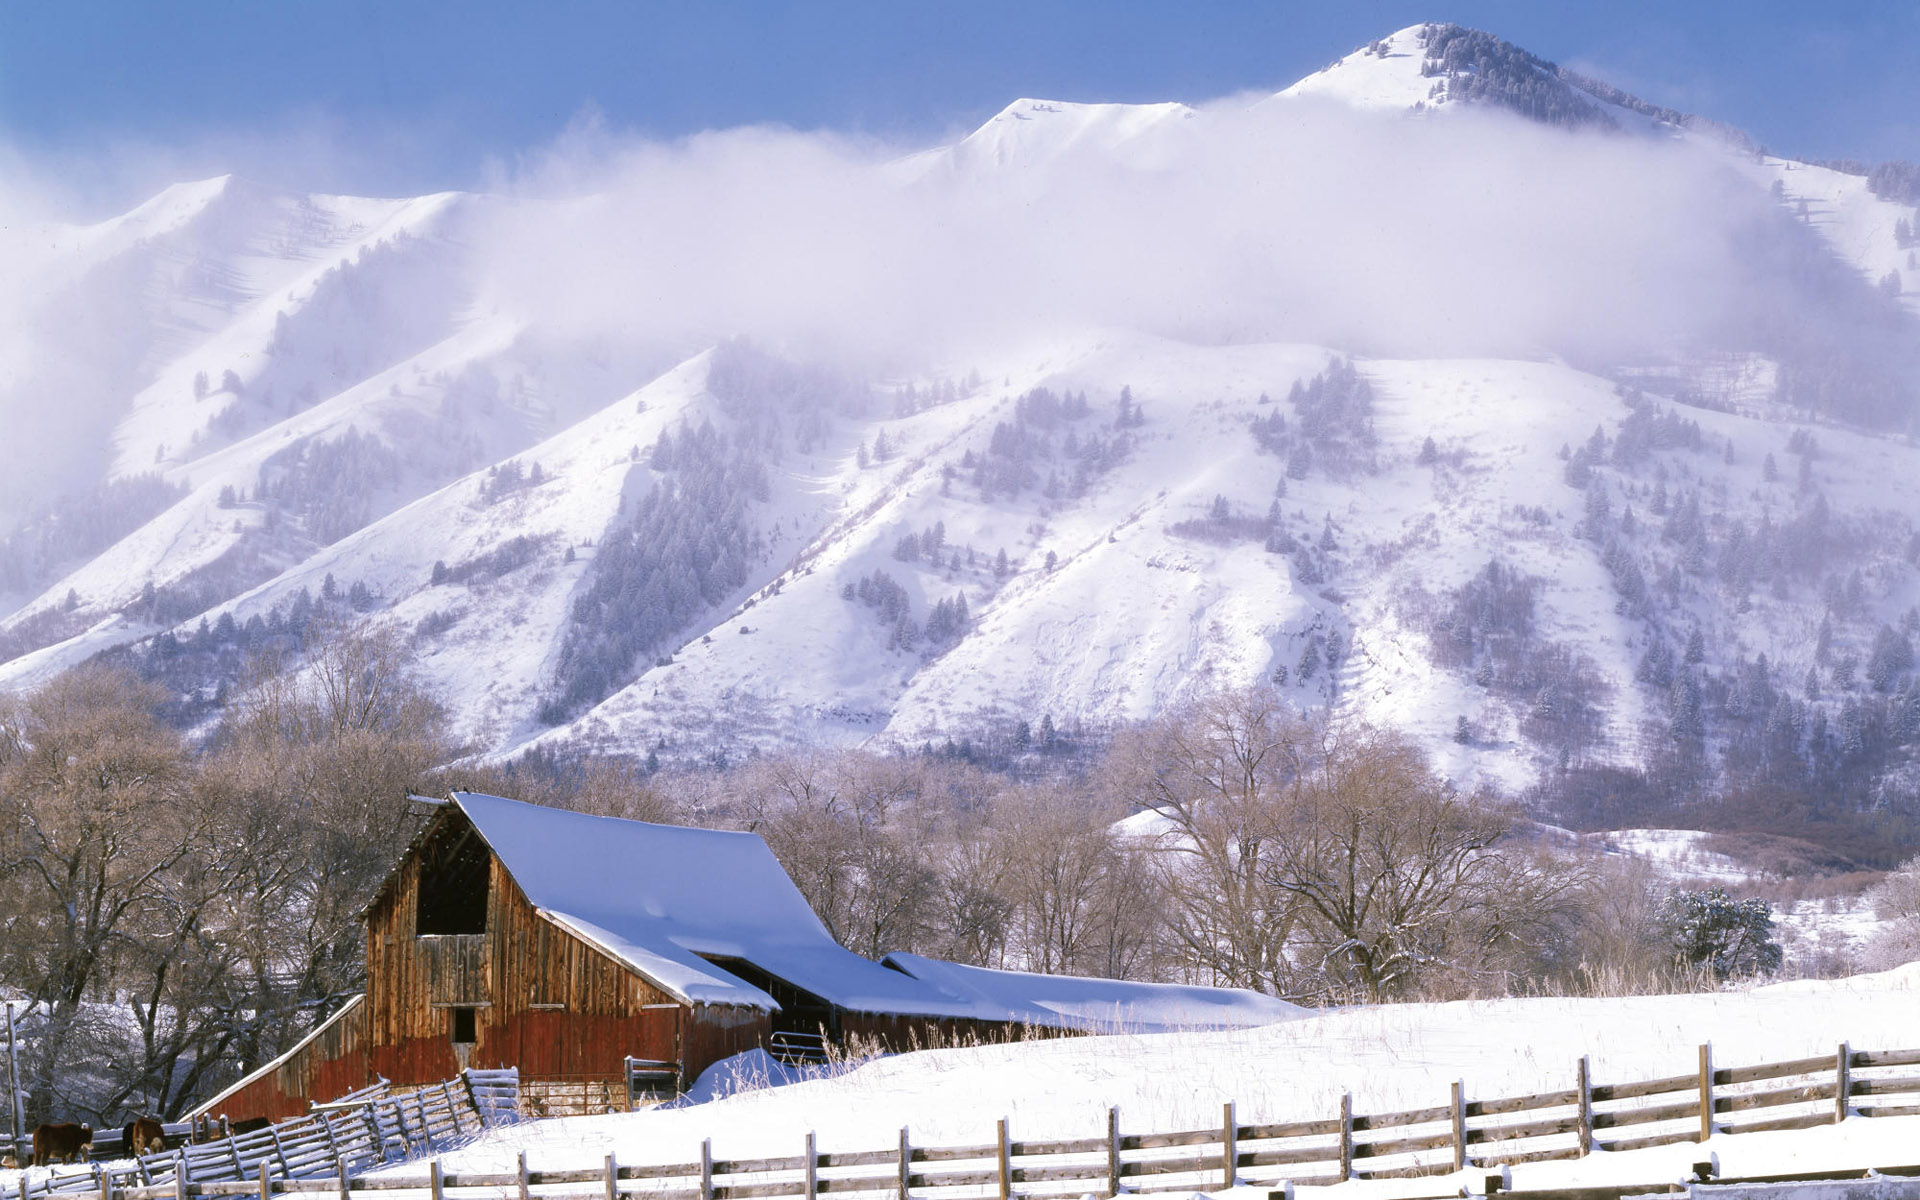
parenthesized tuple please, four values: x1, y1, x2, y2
(416, 824, 490, 935)
(450, 1007, 477, 1044)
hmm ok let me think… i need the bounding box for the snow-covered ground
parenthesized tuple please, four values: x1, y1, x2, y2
(1601, 829, 1751, 885)
(403, 964, 1920, 1196)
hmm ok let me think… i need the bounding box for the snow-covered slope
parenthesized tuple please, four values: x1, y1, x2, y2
(1279, 24, 1441, 112)
(899, 97, 1196, 180)
(526, 340, 1648, 787)
(5, 20, 1920, 818)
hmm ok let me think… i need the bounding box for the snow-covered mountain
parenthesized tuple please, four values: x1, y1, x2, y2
(7, 22, 1920, 831)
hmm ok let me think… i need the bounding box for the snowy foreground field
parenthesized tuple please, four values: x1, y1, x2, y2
(413, 965, 1920, 1196)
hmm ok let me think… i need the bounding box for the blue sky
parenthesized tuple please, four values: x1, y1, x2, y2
(2, 1, 1916, 205)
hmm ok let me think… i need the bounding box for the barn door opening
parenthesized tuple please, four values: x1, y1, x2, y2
(449, 1005, 477, 1071)
(417, 825, 490, 935)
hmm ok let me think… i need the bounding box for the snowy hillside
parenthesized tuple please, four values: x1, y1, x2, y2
(5, 20, 1920, 835)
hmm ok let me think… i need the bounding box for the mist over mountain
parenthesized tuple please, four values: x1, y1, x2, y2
(6, 22, 1920, 858)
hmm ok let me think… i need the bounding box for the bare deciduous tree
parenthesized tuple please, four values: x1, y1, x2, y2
(0, 667, 197, 1119)
(1116, 689, 1310, 994)
(1119, 691, 1586, 1001)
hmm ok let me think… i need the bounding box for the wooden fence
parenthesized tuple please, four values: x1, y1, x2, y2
(12, 1045, 1920, 1200)
(7, 1070, 518, 1200)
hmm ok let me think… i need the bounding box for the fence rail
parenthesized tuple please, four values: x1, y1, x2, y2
(14, 1044, 1920, 1200)
(6, 1070, 518, 1200)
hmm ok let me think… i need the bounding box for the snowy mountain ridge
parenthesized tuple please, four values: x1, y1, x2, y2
(6, 21, 1920, 832)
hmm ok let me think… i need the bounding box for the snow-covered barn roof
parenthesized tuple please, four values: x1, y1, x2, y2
(881, 952, 1307, 1032)
(449, 792, 997, 1017)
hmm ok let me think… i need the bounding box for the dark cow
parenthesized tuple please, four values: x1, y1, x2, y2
(122, 1117, 165, 1155)
(227, 1116, 271, 1135)
(31, 1122, 92, 1166)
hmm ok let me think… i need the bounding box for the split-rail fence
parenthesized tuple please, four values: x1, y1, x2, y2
(10, 1044, 1920, 1200)
(5, 1070, 518, 1200)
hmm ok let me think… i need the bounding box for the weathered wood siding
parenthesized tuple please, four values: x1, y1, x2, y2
(840, 1011, 1059, 1053)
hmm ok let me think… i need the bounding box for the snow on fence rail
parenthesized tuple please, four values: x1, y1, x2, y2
(6, 1070, 519, 1200)
(16, 1045, 1920, 1200)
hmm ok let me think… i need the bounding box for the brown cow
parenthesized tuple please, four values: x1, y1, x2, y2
(122, 1117, 165, 1155)
(31, 1122, 92, 1166)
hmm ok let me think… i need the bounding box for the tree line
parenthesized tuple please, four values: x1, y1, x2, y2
(0, 629, 1848, 1130)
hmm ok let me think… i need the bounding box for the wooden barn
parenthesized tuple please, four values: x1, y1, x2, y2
(200, 792, 1296, 1122)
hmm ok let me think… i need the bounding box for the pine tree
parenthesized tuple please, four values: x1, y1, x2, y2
(1297, 640, 1322, 682)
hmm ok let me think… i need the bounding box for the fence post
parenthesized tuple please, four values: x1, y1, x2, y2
(804, 1133, 817, 1200)
(1836, 1043, 1851, 1124)
(1221, 1102, 1236, 1190)
(440, 1082, 463, 1136)
(99, 1164, 112, 1200)
(174, 1154, 188, 1200)
(897, 1127, 910, 1200)
(258, 1162, 273, 1200)
(1451, 1080, 1467, 1172)
(1697, 1043, 1715, 1142)
(604, 1153, 619, 1200)
(387, 1103, 412, 1161)
(700, 1138, 713, 1200)
(996, 1118, 1011, 1200)
(430, 1158, 445, 1200)
(1576, 1056, 1593, 1156)
(320, 1114, 343, 1167)
(1338, 1093, 1353, 1182)
(417, 1095, 435, 1154)
(337, 1156, 350, 1200)
(461, 1073, 484, 1128)
(1106, 1107, 1120, 1199)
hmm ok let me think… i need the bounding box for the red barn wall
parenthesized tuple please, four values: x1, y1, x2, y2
(202, 997, 374, 1122)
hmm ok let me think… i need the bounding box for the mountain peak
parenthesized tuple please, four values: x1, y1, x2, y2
(1281, 22, 1757, 149)
(1278, 24, 1439, 112)
(927, 96, 1194, 175)
(1280, 23, 1615, 130)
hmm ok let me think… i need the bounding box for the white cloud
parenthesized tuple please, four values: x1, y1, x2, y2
(473, 97, 1782, 368)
